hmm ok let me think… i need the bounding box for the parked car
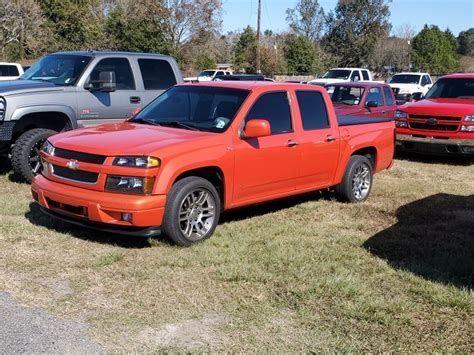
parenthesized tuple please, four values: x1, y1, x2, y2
(183, 69, 232, 82)
(308, 68, 373, 86)
(0, 62, 24, 81)
(32, 81, 395, 246)
(0, 51, 182, 182)
(388, 72, 433, 102)
(395, 73, 474, 157)
(325, 82, 397, 119)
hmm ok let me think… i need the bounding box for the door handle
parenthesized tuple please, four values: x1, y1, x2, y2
(326, 135, 336, 142)
(287, 140, 299, 147)
(130, 96, 141, 104)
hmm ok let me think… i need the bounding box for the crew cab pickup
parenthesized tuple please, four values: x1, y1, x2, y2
(32, 82, 395, 246)
(309, 68, 373, 86)
(325, 82, 397, 119)
(395, 73, 474, 157)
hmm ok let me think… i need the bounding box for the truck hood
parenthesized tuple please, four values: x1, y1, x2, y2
(0, 79, 61, 95)
(49, 122, 218, 157)
(389, 83, 421, 93)
(399, 98, 474, 117)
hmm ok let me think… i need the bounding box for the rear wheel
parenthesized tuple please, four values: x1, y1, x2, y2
(162, 176, 221, 246)
(11, 128, 57, 183)
(335, 155, 373, 202)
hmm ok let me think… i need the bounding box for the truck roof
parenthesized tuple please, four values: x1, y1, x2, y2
(176, 81, 312, 91)
(440, 73, 474, 79)
(49, 51, 174, 59)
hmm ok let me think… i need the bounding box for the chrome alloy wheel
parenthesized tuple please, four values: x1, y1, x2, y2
(179, 188, 216, 241)
(352, 164, 371, 200)
(29, 138, 47, 175)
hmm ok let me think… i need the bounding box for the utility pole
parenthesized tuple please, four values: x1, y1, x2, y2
(256, 0, 261, 73)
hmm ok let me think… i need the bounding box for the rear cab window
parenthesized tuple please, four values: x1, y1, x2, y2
(245, 92, 292, 135)
(296, 91, 330, 130)
(138, 58, 177, 90)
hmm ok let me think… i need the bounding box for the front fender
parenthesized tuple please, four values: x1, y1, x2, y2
(11, 105, 77, 129)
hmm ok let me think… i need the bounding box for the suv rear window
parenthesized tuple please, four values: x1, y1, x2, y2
(138, 59, 177, 90)
(0, 65, 19, 77)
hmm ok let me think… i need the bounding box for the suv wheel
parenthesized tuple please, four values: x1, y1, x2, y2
(335, 155, 373, 202)
(162, 176, 221, 246)
(11, 128, 57, 183)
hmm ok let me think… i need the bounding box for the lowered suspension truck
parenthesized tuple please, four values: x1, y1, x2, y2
(32, 82, 395, 246)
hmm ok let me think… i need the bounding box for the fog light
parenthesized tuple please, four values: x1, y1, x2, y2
(395, 121, 408, 128)
(122, 212, 133, 222)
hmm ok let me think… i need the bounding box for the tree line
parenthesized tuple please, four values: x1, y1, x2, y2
(0, 0, 472, 76)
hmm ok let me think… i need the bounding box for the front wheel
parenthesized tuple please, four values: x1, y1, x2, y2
(335, 155, 373, 202)
(162, 176, 221, 246)
(11, 128, 57, 183)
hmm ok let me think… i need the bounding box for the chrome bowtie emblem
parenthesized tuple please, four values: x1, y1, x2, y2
(66, 160, 80, 170)
(427, 118, 437, 126)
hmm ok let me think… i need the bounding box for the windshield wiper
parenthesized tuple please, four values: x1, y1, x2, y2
(130, 118, 161, 126)
(159, 121, 201, 131)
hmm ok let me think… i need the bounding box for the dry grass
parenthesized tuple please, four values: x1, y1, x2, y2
(0, 155, 473, 352)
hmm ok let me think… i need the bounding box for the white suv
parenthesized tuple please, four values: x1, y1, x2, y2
(308, 68, 373, 86)
(0, 62, 24, 81)
(387, 72, 433, 101)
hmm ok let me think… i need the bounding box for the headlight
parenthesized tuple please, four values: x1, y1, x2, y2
(460, 125, 474, 132)
(396, 121, 408, 128)
(41, 140, 55, 155)
(463, 115, 474, 122)
(0, 96, 5, 122)
(395, 110, 408, 119)
(112, 156, 160, 168)
(105, 176, 155, 194)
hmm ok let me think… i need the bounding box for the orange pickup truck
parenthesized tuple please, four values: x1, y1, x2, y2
(32, 82, 395, 246)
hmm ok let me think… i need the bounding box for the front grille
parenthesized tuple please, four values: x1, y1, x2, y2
(409, 122, 458, 131)
(409, 114, 462, 121)
(52, 165, 99, 184)
(54, 148, 106, 164)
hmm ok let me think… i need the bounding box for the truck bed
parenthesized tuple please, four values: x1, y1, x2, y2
(337, 115, 393, 126)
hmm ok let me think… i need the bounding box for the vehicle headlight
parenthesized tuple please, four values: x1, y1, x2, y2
(0, 96, 5, 122)
(395, 110, 408, 119)
(396, 121, 408, 128)
(41, 140, 55, 155)
(112, 156, 160, 168)
(460, 125, 474, 132)
(463, 115, 474, 122)
(105, 176, 155, 194)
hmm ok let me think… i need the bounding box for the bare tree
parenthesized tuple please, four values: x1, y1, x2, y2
(285, 0, 325, 41)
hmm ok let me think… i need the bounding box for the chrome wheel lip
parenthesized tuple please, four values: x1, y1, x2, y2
(351, 164, 371, 200)
(178, 188, 216, 241)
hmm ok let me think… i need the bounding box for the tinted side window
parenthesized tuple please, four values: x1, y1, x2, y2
(138, 59, 177, 90)
(366, 87, 383, 105)
(362, 70, 370, 80)
(296, 91, 330, 130)
(89, 58, 135, 90)
(350, 70, 361, 81)
(383, 86, 394, 105)
(245, 92, 292, 135)
(0, 65, 19, 76)
(422, 75, 431, 86)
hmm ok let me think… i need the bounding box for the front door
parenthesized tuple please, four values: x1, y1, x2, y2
(362, 86, 387, 118)
(233, 91, 299, 204)
(76, 57, 141, 127)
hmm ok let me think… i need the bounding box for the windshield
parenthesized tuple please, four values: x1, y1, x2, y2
(323, 69, 351, 79)
(198, 70, 216, 77)
(131, 86, 250, 132)
(425, 78, 474, 99)
(327, 86, 365, 105)
(21, 55, 91, 86)
(389, 74, 421, 84)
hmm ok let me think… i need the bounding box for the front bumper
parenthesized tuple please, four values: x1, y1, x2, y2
(396, 134, 474, 157)
(32, 175, 166, 236)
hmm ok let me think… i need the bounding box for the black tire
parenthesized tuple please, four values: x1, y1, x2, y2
(11, 128, 57, 183)
(335, 155, 373, 203)
(162, 176, 221, 246)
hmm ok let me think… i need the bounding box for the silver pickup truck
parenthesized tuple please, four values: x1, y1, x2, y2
(0, 51, 182, 182)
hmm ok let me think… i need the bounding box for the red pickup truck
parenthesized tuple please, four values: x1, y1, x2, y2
(395, 73, 474, 157)
(32, 82, 395, 246)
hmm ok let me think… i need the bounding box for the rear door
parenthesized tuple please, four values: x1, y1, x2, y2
(293, 90, 340, 188)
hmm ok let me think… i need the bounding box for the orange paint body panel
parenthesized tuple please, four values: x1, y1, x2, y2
(32, 82, 395, 236)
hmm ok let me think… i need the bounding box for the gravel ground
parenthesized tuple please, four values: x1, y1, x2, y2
(0, 292, 103, 354)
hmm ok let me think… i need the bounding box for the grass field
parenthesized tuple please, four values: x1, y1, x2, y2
(0, 155, 472, 352)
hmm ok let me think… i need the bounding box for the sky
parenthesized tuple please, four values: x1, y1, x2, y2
(221, 0, 474, 36)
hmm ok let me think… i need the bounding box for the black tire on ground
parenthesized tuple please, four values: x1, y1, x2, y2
(335, 155, 373, 203)
(162, 176, 221, 247)
(11, 128, 57, 183)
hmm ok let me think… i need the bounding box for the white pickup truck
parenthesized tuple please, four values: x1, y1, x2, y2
(183, 69, 233, 82)
(308, 68, 373, 86)
(0, 62, 24, 81)
(387, 72, 433, 101)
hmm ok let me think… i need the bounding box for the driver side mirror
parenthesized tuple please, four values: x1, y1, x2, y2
(366, 100, 378, 108)
(243, 119, 271, 138)
(85, 71, 116, 92)
(411, 92, 424, 101)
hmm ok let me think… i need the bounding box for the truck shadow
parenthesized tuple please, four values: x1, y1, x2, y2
(395, 151, 473, 166)
(363, 193, 474, 289)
